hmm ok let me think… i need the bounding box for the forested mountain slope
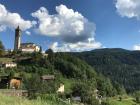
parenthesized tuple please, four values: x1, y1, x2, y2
(72, 48, 140, 92)
(0, 51, 125, 105)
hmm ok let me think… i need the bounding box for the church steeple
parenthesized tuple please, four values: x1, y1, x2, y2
(14, 26, 21, 51)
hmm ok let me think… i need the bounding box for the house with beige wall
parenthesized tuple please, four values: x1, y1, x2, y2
(57, 83, 64, 93)
(0, 62, 17, 68)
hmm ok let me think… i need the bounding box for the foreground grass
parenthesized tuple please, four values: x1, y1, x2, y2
(0, 94, 71, 105)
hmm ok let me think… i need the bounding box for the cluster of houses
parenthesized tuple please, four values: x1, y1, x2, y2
(0, 74, 64, 97)
(0, 26, 65, 97)
(0, 61, 64, 97)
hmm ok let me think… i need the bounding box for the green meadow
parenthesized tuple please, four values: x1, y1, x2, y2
(0, 94, 72, 105)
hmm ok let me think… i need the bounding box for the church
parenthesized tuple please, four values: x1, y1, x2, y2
(14, 26, 41, 53)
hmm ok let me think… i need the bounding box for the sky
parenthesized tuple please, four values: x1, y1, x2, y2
(0, 0, 140, 52)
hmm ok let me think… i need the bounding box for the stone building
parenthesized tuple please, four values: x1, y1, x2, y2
(14, 26, 41, 53)
(10, 77, 22, 89)
(20, 43, 40, 53)
(0, 62, 17, 68)
(57, 83, 64, 93)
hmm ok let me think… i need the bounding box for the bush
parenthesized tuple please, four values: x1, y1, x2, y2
(133, 91, 140, 103)
(136, 97, 140, 103)
(119, 96, 122, 101)
(71, 82, 100, 105)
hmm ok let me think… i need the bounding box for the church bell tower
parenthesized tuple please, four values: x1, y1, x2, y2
(14, 26, 21, 51)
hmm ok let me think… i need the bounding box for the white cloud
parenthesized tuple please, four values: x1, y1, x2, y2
(116, 1, 140, 51)
(25, 31, 31, 35)
(133, 44, 140, 50)
(0, 4, 34, 31)
(50, 38, 102, 52)
(116, 0, 140, 19)
(32, 4, 101, 52)
(31, 5, 95, 43)
(0, 25, 6, 32)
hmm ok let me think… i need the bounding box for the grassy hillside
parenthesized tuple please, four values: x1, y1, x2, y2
(0, 93, 138, 105)
(73, 48, 140, 92)
(0, 94, 71, 105)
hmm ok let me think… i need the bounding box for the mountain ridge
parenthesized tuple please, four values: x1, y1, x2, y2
(71, 48, 140, 92)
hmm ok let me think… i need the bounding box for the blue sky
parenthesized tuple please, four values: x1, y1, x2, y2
(0, 0, 140, 51)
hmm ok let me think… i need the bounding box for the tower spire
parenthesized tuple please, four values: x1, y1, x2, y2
(14, 26, 21, 51)
(17, 25, 19, 29)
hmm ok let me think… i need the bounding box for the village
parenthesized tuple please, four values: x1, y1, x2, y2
(0, 26, 65, 97)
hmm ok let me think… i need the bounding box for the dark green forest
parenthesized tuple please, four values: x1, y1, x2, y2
(17, 52, 124, 102)
(72, 48, 140, 93)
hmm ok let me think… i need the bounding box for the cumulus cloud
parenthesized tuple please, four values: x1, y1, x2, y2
(32, 4, 102, 52)
(116, 1, 140, 51)
(116, 0, 140, 19)
(0, 4, 34, 31)
(133, 44, 140, 50)
(50, 38, 102, 52)
(0, 25, 6, 32)
(32, 5, 95, 43)
(25, 31, 31, 35)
